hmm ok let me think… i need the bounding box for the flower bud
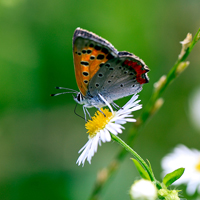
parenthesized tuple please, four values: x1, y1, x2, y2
(154, 75, 167, 92)
(130, 179, 157, 200)
(176, 61, 190, 76)
(151, 98, 164, 115)
(178, 33, 192, 59)
(158, 188, 180, 200)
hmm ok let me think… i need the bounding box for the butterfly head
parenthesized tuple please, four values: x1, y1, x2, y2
(73, 92, 85, 105)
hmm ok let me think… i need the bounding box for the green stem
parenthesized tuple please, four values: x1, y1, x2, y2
(111, 133, 162, 189)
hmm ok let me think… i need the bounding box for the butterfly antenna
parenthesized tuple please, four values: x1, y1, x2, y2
(74, 103, 85, 121)
(50, 91, 77, 96)
(55, 87, 78, 93)
(51, 87, 78, 96)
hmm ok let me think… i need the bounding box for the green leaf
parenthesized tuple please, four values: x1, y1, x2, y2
(131, 158, 150, 180)
(163, 168, 185, 187)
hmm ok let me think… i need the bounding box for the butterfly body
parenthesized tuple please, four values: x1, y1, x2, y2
(72, 28, 149, 117)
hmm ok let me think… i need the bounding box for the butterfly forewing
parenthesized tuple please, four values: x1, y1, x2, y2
(73, 28, 118, 96)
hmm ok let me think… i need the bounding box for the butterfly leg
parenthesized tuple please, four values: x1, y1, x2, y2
(83, 105, 92, 122)
(111, 102, 122, 111)
(85, 107, 91, 119)
(83, 106, 88, 122)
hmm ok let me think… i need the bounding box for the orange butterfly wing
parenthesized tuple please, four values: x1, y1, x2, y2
(73, 28, 118, 96)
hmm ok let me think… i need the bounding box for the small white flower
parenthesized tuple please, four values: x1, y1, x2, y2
(130, 179, 157, 200)
(76, 95, 142, 166)
(161, 144, 200, 195)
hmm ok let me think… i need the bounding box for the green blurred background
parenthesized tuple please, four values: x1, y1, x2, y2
(0, 0, 200, 199)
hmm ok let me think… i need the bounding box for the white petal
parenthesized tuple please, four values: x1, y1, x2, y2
(100, 129, 106, 143)
(104, 129, 111, 142)
(186, 181, 198, 195)
(111, 123, 124, 133)
(115, 120, 127, 124)
(93, 134, 99, 153)
(98, 138, 102, 146)
(124, 118, 137, 122)
(123, 95, 139, 108)
(106, 123, 118, 135)
(76, 140, 92, 166)
(78, 139, 90, 153)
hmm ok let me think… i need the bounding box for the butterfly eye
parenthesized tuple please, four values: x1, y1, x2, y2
(77, 93, 81, 102)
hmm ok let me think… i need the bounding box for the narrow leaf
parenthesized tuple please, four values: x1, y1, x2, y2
(163, 168, 185, 187)
(131, 158, 150, 180)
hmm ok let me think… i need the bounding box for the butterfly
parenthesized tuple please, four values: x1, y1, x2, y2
(52, 27, 149, 120)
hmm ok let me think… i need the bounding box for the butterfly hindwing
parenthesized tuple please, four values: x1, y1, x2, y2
(88, 52, 149, 102)
(73, 28, 118, 96)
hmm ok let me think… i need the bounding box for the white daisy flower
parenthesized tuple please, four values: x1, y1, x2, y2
(76, 94, 142, 166)
(130, 179, 157, 200)
(161, 144, 200, 195)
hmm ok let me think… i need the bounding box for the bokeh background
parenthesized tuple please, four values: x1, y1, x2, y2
(0, 0, 200, 199)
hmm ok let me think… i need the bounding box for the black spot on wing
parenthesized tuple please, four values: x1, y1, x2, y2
(94, 45, 101, 50)
(82, 50, 86, 54)
(84, 80, 88, 84)
(87, 50, 92, 54)
(80, 61, 89, 66)
(83, 72, 89, 76)
(97, 54, 105, 60)
(99, 63, 104, 67)
(90, 55, 95, 60)
(101, 47, 109, 54)
(106, 54, 115, 60)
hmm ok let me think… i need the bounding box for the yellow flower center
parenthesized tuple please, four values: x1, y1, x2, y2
(195, 159, 200, 172)
(85, 108, 114, 138)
